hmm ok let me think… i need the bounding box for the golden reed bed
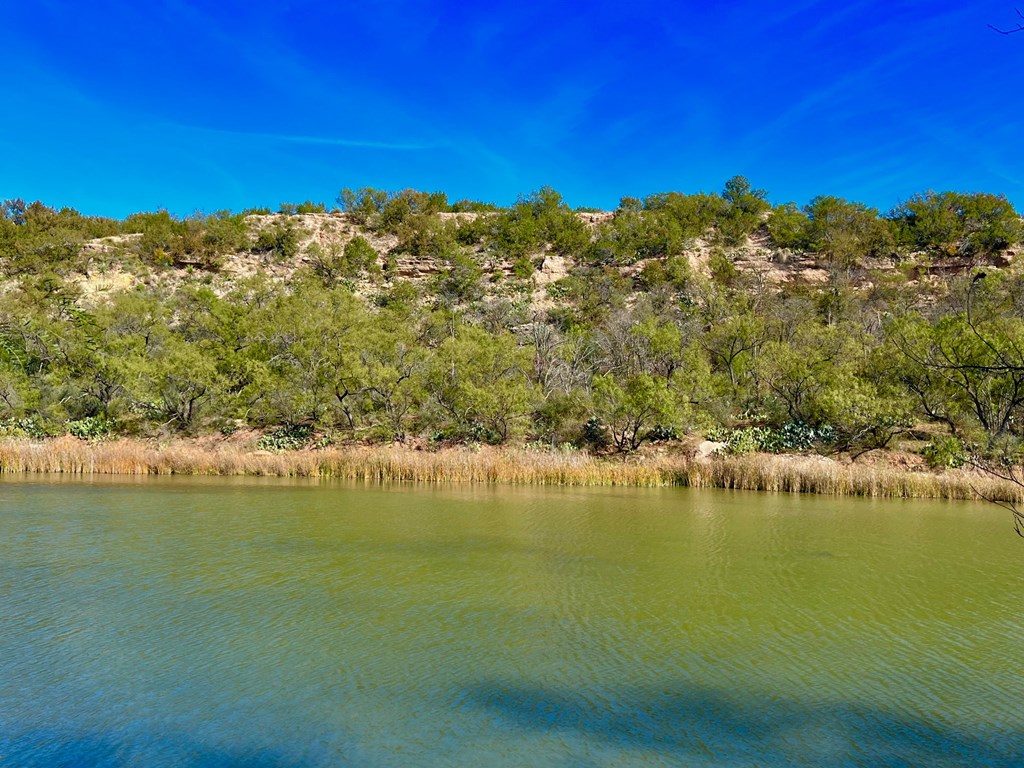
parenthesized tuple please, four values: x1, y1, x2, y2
(1, 437, 1019, 502)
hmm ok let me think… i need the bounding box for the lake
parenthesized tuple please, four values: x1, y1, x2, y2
(1, 477, 1022, 767)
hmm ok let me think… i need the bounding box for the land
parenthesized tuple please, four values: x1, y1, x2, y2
(3, 183, 1024, 499)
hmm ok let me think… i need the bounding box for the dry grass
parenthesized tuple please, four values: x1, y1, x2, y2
(0, 437, 1019, 502)
(682, 453, 1021, 501)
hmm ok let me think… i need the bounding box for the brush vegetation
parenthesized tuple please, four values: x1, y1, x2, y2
(3, 182, 1024, 492)
(0, 438, 1019, 503)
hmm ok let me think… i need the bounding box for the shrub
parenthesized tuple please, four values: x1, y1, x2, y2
(344, 236, 379, 276)
(257, 425, 314, 452)
(709, 249, 737, 285)
(455, 217, 489, 245)
(889, 191, 1022, 257)
(706, 421, 836, 454)
(921, 435, 969, 469)
(647, 424, 680, 442)
(338, 188, 449, 231)
(450, 200, 500, 213)
(279, 201, 327, 215)
(512, 254, 535, 278)
(581, 417, 610, 450)
(126, 210, 248, 270)
(253, 221, 303, 260)
(0, 417, 51, 438)
(67, 416, 113, 440)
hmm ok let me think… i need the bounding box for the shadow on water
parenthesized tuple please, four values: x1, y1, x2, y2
(464, 681, 1024, 767)
(0, 727, 360, 768)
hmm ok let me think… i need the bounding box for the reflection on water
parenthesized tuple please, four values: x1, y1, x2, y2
(1, 477, 1022, 766)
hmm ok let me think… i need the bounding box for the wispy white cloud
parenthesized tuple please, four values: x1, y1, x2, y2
(199, 127, 440, 152)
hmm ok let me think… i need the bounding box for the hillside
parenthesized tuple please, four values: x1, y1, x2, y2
(2, 183, 1024, 472)
(65, 208, 1021, 310)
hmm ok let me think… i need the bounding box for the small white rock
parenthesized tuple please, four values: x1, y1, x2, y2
(694, 440, 728, 458)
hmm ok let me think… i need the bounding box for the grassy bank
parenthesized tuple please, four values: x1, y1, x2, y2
(0, 437, 1018, 502)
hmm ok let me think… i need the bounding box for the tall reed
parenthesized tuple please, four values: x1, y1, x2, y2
(0, 438, 1019, 502)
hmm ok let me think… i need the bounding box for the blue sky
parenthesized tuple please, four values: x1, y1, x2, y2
(3, 1, 1022, 216)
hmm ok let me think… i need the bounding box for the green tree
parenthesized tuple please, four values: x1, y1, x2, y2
(427, 326, 535, 442)
(889, 300, 1024, 454)
(359, 310, 428, 440)
(718, 176, 770, 246)
(119, 332, 226, 432)
(337, 187, 390, 225)
(337, 188, 449, 232)
(767, 202, 809, 249)
(306, 236, 380, 284)
(591, 372, 677, 451)
(803, 196, 892, 268)
(890, 191, 1022, 257)
(242, 284, 369, 430)
(643, 191, 728, 241)
(491, 187, 590, 260)
(433, 251, 485, 306)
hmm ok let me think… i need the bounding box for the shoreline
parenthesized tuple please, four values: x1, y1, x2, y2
(0, 437, 1018, 502)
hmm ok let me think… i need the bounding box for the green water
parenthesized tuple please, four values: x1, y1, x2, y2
(1, 477, 1022, 767)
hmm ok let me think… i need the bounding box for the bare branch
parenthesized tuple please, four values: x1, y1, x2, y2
(989, 7, 1024, 34)
(968, 455, 1024, 537)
